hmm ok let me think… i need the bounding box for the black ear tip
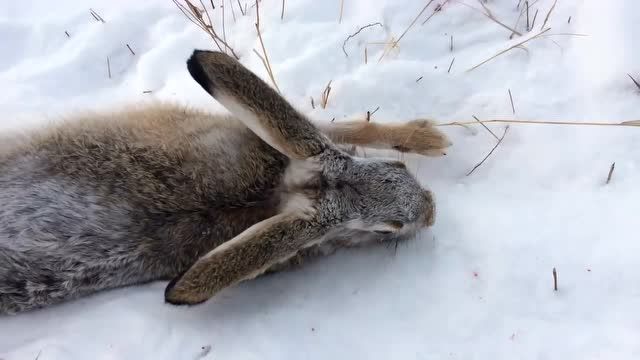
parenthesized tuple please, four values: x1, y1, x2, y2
(186, 50, 214, 95)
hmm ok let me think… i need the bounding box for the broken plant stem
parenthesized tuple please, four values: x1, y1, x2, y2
(466, 125, 509, 176)
(473, 115, 499, 140)
(508, 89, 515, 114)
(606, 162, 616, 184)
(254, 0, 280, 93)
(437, 119, 640, 127)
(552, 268, 558, 291)
(466, 27, 551, 72)
(540, 0, 557, 30)
(379, 0, 435, 62)
(342, 22, 383, 57)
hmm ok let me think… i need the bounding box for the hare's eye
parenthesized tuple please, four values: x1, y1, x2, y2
(374, 230, 393, 235)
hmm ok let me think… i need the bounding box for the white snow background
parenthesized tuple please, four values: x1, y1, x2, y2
(1, 0, 640, 359)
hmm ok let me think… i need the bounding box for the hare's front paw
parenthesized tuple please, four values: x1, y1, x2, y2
(391, 119, 452, 156)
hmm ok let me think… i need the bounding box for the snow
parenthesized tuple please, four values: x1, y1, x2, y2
(1, 0, 640, 358)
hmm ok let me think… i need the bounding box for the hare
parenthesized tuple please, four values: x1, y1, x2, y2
(0, 50, 451, 315)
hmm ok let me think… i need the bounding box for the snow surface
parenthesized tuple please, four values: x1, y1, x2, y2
(2, 0, 640, 359)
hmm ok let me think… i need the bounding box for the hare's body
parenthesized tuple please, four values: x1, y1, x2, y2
(0, 104, 311, 314)
(1, 50, 451, 315)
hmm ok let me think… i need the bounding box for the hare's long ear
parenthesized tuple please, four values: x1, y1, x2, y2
(165, 213, 320, 305)
(187, 50, 331, 160)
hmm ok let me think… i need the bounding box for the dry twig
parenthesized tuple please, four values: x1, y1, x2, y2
(447, 57, 455, 73)
(437, 119, 640, 128)
(606, 162, 616, 184)
(466, 125, 509, 176)
(366, 106, 380, 121)
(552, 268, 558, 291)
(342, 22, 383, 57)
(126, 44, 135, 55)
(540, 0, 557, 30)
(473, 115, 499, 140)
(237, 0, 246, 15)
(339, 0, 345, 23)
(379, 0, 435, 62)
(281, 0, 285, 20)
(530, 8, 539, 30)
(310, 97, 316, 109)
(421, 0, 451, 26)
(461, 0, 522, 36)
(254, 0, 281, 93)
(65, 31, 71, 38)
(106, 56, 111, 79)
(172, 0, 239, 59)
(466, 27, 551, 72)
(320, 80, 333, 109)
(508, 89, 515, 114)
(89, 8, 105, 23)
(628, 74, 640, 91)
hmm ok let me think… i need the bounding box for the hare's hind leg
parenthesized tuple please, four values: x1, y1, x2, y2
(315, 119, 452, 156)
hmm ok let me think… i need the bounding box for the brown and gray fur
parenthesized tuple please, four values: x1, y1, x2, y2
(0, 50, 451, 314)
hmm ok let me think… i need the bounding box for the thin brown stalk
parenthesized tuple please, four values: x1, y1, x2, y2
(462, 0, 522, 36)
(421, 0, 450, 26)
(416, 76, 423, 82)
(530, 9, 539, 30)
(628, 74, 640, 90)
(320, 80, 333, 109)
(466, 27, 551, 72)
(254, 0, 281, 93)
(339, 0, 345, 23)
(89, 8, 105, 23)
(525, 1, 530, 31)
(237, 0, 245, 15)
(366, 106, 380, 121)
(342, 22, 383, 57)
(466, 125, 509, 176)
(364, 46, 368, 64)
(229, 0, 237, 23)
(222, 1, 227, 51)
(539, 32, 588, 37)
(606, 162, 615, 184)
(437, 118, 640, 128)
(473, 115, 499, 140)
(173, 0, 239, 59)
(540, 0, 557, 30)
(106, 56, 111, 79)
(450, 35, 454, 52)
(447, 57, 455, 73)
(508, 89, 515, 114)
(552, 268, 558, 291)
(509, 0, 540, 38)
(126, 44, 135, 55)
(281, 0, 285, 20)
(65, 31, 71, 38)
(567, 16, 571, 23)
(379, 0, 435, 62)
(310, 97, 316, 109)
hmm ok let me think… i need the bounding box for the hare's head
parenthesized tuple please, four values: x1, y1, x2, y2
(186, 49, 436, 242)
(334, 157, 435, 239)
